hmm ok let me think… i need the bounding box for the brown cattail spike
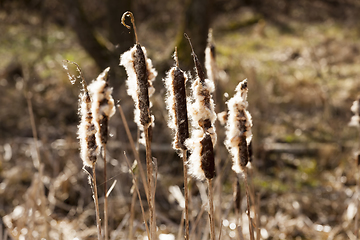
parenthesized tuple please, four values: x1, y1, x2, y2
(121, 11, 138, 44)
(200, 133, 215, 179)
(248, 141, 253, 163)
(239, 131, 249, 167)
(234, 178, 241, 212)
(172, 66, 189, 150)
(184, 33, 206, 84)
(164, 48, 189, 150)
(133, 44, 151, 126)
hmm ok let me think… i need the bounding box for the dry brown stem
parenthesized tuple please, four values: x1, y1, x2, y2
(145, 127, 156, 240)
(242, 171, 254, 240)
(124, 153, 151, 240)
(183, 149, 190, 240)
(118, 104, 149, 200)
(208, 178, 215, 240)
(89, 163, 102, 240)
(103, 146, 109, 240)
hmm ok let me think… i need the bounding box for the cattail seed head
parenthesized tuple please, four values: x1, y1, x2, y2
(186, 130, 215, 180)
(164, 51, 189, 150)
(78, 90, 99, 167)
(185, 34, 217, 144)
(120, 43, 157, 142)
(189, 75, 217, 144)
(64, 60, 99, 168)
(225, 79, 253, 174)
(88, 67, 115, 146)
(200, 133, 216, 179)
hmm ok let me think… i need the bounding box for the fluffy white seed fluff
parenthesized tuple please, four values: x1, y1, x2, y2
(225, 79, 253, 174)
(164, 67, 177, 136)
(189, 77, 217, 144)
(205, 46, 216, 85)
(120, 45, 157, 143)
(185, 129, 207, 180)
(88, 67, 116, 146)
(78, 92, 98, 167)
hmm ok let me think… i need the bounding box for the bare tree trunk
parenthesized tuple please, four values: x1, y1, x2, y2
(175, 0, 212, 70)
(64, 0, 113, 71)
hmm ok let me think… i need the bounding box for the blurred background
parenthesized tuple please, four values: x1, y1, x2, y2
(1, 0, 360, 239)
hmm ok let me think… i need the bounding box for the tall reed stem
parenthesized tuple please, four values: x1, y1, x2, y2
(207, 178, 215, 240)
(124, 153, 151, 240)
(103, 146, 109, 240)
(91, 163, 102, 240)
(183, 149, 190, 240)
(118, 105, 149, 200)
(145, 127, 156, 240)
(243, 172, 254, 240)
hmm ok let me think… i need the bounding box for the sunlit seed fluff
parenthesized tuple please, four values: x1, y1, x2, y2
(205, 31, 217, 85)
(120, 44, 157, 137)
(349, 98, 360, 127)
(78, 91, 99, 167)
(186, 130, 215, 180)
(189, 76, 217, 144)
(164, 64, 189, 150)
(88, 67, 116, 146)
(217, 111, 228, 126)
(225, 79, 253, 174)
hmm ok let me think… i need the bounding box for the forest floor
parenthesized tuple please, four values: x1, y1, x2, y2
(1, 3, 360, 240)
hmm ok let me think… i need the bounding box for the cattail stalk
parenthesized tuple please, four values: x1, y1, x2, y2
(184, 34, 217, 240)
(205, 29, 227, 229)
(64, 60, 102, 240)
(233, 178, 245, 240)
(88, 67, 115, 240)
(118, 103, 152, 239)
(225, 79, 254, 240)
(120, 11, 157, 240)
(164, 48, 190, 240)
(124, 154, 151, 240)
(91, 163, 102, 240)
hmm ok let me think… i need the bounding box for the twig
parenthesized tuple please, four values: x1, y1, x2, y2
(256, 193, 260, 240)
(118, 104, 149, 200)
(26, 92, 41, 169)
(128, 182, 137, 240)
(177, 209, 185, 240)
(88, 164, 103, 240)
(124, 153, 151, 240)
(190, 204, 206, 239)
